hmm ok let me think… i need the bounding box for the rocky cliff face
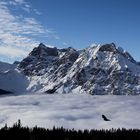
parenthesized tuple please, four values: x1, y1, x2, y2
(64, 43, 140, 95)
(1, 42, 140, 95)
(17, 43, 140, 95)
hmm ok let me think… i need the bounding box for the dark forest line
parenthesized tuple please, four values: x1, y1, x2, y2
(0, 120, 140, 140)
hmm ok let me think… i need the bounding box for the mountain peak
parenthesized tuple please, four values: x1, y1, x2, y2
(29, 43, 58, 57)
(99, 43, 117, 53)
(94, 43, 136, 63)
(38, 43, 46, 48)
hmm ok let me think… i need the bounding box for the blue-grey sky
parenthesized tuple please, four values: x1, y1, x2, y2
(0, 0, 140, 63)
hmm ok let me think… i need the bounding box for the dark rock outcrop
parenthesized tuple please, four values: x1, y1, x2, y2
(99, 43, 118, 53)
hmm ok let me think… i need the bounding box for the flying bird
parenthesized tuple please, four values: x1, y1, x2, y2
(102, 115, 111, 121)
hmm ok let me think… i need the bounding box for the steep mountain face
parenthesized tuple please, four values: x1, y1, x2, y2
(1, 43, 140, 95)
(19, 43, 59, 76)
(18, 43, 79, 93)
(67, 43, 140, 95)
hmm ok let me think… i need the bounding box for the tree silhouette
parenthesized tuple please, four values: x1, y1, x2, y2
(0, 120, 139, 140)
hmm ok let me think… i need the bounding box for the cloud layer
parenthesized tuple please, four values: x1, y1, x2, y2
(0, 94, 140, 130)
(0, 0, 55, 63)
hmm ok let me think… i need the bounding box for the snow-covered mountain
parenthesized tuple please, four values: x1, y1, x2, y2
(1, 43, 140, 95)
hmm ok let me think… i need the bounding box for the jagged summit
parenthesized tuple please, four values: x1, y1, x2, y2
(29, 43, 58, 57)
(0, 42, 140, 95)
(99, 43, 117, 53)
(86, 43, 136, 64)
(38, 43, 46, 48)
(18, 43, 79, 76)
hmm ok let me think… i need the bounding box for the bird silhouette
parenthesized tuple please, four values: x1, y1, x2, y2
(102, 115, 111, 121)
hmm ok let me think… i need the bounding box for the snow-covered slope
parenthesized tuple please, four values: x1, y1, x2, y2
(18, 43, 140, 95)
(64, 43, 140, 95)
(0, 62, 29, 93)
(0, 94, 140, 129)
(1, 42, 140, 95)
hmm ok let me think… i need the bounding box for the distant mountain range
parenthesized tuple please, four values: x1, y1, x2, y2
(0, 43, 140, 95)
